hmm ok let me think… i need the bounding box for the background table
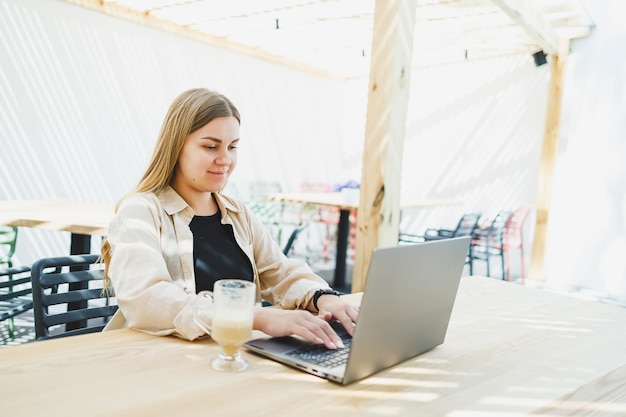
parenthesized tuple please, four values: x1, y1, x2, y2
(2, 276, 625, 417)
(268, 192, 460, 291)
(0, 199, 115, 329)
(269, 192, 358, 291)
(0, 199, 114, 254)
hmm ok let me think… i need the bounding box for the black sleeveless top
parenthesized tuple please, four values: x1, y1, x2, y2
(188, 209, 254, 293)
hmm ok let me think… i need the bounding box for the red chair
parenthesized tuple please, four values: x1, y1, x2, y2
(503, 205, 531, 283)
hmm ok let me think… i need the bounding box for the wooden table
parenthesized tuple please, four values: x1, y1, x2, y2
(0, 199, 114, 254)
(3, 276, 624, 416)
(269, 192, 461, 291)
(0, 199, 114, 329)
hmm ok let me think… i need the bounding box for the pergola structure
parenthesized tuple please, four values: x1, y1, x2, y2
(63, 0, 592, 80)
(64, 0, 594, 291)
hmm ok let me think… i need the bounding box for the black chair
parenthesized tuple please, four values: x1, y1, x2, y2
(468, 210, 512, 279)
(31, 254, 117, 340)
(0, 265, 33, 339)
(399, 212, 481, 244)
(282, 223, 308, 256)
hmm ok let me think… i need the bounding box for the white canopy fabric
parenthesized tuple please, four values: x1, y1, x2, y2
(65, 0, 594, 79)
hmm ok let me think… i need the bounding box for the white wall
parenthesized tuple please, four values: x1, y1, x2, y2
(545, 0, 626, 301)
(0, 0, 351, 263)
(1, 0, 624, 301)
(344, 55, 548, 281)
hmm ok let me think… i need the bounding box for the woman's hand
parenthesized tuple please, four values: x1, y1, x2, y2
(253, 308, 347, 350)
(315, 295, 359, 337)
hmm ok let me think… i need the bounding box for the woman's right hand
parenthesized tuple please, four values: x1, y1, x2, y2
(253, 307, 345, 350)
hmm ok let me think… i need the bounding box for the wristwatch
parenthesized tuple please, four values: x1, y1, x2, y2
(312, 288, 341, 310)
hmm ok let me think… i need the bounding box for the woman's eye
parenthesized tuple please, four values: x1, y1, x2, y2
(204, 145, 217, 150)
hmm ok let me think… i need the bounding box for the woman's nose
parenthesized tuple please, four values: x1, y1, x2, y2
(215, 150, 231, 165)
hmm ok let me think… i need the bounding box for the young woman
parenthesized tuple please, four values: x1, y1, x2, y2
(101, 88, 357, 349)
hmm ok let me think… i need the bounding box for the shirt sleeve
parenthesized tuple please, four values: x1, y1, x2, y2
(107, 195, 209, 340)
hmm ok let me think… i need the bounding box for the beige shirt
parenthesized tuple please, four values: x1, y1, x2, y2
(104, 186, 330, 340)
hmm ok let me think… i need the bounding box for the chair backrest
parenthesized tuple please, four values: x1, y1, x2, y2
(31, 254, 117, 340)
(246, 181, 284, 220)
(505, 205, 531, 241)
(485, 210, 513, 243)
(282, 224, 309, 256)
(453, 213, 482, 237)
(0, 226, 18, 267)
(472, 210, 511, 250)
(0, 265, 33, 323)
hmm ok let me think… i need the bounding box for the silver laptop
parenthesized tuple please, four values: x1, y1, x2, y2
(244, 236, 471, 385)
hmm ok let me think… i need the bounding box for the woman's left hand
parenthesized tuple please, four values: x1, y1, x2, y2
(316, 295, 359, 336)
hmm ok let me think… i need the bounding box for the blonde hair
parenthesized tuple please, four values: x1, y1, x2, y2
(101, 88, 240, 289)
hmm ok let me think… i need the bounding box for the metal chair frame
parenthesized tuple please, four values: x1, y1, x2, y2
(469, 210, 512, 279)
(503, 205, 531, 283)
(0, 265, 33, 339)
(399, 212, 482, 244)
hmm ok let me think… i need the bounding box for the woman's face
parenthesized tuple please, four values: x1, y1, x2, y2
(173, 116, 240, 195)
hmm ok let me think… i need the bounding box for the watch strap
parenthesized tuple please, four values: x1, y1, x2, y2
(312, 288, 340, 310)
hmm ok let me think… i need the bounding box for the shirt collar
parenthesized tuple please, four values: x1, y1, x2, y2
(214, 191, 243, 215)
(157, 186, 189, 216)
(156, 185, 242, 216)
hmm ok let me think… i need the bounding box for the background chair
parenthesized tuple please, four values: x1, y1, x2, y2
(503, 205, 531, 283)
(0, 265, 33, 339)
(281, 223, 308, 257)
(468, 210, 512, 279)
(247, 180, 286, 244)
(399, 212, 481, 243)
(0, 225, 18, 267)
(31, 254, 117, 340)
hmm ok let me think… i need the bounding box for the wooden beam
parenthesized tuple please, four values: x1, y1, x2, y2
(60, 0, 345, 80)
(529, 39, 570, 282)
(492, 0, 561, 56)
(352, 0, 416, 293)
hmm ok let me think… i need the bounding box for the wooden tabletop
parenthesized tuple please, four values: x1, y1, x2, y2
(0, 199, 114, 236)
(268, 192, 462, 211)
(1, 276, 625, 416)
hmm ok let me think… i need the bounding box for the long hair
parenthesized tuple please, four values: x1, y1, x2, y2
(101, 88, 240, 289)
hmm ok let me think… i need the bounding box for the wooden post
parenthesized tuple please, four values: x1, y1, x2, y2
(352, 0, 416, 293)
(529, 39, 570, 281)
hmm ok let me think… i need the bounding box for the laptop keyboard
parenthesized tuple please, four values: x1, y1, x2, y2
(287, 335, 352, 368)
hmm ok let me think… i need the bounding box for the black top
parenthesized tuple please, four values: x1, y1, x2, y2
(188, 210, 254, 293)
